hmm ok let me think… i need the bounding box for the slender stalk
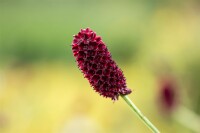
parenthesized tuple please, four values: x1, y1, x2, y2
(121, 95, 160, 133)
(173, 106, 200, 133)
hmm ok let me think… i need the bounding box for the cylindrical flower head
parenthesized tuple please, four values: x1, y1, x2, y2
(162, 83, 175, 108)
(158, 78, 179, 113)
(72, 28, 132, 100)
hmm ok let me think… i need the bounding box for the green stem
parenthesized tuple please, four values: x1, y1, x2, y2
(121, 95, 160, 133)
(173, 106, 200, 133)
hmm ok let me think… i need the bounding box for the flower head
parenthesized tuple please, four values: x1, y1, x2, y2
(158, 77, 178, 113)
(72, 28, 132, 100)
(162, 83, 175, 108)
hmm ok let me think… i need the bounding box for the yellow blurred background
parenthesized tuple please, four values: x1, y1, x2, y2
(0, 0, 200, 133)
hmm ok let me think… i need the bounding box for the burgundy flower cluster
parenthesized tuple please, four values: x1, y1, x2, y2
(158, 77, 178, 113)
(72, 28, 132, 100)
(162, 82, 175, 108)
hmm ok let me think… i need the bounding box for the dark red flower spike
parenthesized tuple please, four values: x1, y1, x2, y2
(158, 77, 179, 113)
(72, 28, 132, 100)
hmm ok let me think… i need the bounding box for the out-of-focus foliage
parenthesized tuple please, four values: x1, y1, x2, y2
(184, 56, 200, 114)
(0, 0, 200, 133)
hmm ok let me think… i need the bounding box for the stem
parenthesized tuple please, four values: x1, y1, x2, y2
(121, 95, 160, 133)
(173, 106, 200, 133)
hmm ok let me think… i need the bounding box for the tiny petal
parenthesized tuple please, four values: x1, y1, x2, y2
(72, 28, 132, 100)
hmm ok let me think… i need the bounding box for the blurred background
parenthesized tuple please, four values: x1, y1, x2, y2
(0, 0, 200, 133)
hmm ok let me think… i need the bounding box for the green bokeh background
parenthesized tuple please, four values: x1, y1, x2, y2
(0, 0, 200, 133)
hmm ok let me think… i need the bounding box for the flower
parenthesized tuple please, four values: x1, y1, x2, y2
(162, 82, 175, 108)
(158, 77, 178, 113)
(72, 28, 132, 100)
